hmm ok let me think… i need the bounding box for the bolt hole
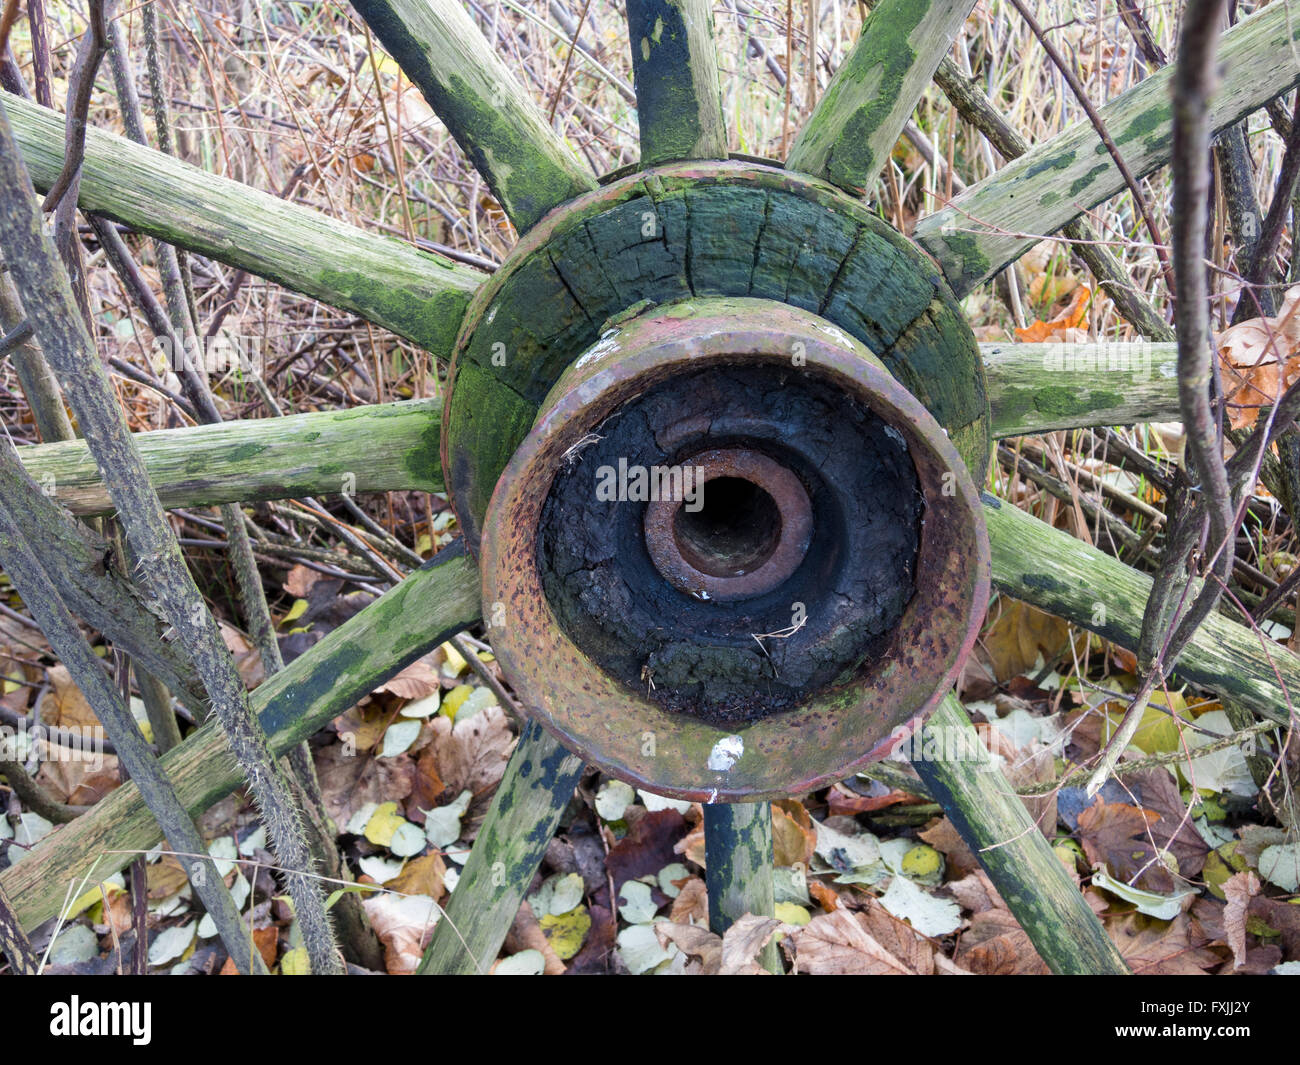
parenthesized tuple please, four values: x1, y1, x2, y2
(672, 477, 783, 579)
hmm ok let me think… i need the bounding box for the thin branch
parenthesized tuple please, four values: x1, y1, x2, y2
(1005, 0, 1174, 293)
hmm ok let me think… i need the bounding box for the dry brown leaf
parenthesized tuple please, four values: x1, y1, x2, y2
(1217, 285, 1300, 429)
(808, 880, 840, 913)
(386, 852, 447, 901)
(792, 902, 934, 975)
(65, 765, 123, 807)
(427, 705, 513, 801)
(1077, 801, 1169, 891)
(720, 914, 783, 975)
(362, 892, 441, 975)
(954, 908, 1051, 975)
(220, 926, 278, 974)
(282, 563, 321, 598)
(1222, 870, 1261, 970)
(314, 741, 415, 829)
(1108, 913, 1221, 975)
(976, 598, 1069, 684)
(374, 655, 441, 700)
(669, 877, 709, 924)
(655, 921, 722, 974)
(771, 798, 816, 868)
(919, 818, 981, 879)
(674, 821, 706, 868)
(947, 870, 1002, 915)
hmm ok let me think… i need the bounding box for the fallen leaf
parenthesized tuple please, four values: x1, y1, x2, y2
(720, 914, 782, 974)
(362, 893, 440, 975)
(954, 908, 1051, 975)
(1107, 913, 1220, 975)
(655, 921, 721, 973)
(1223, 871, 1261, 970)
(427, 705, 513, 803)
(771, 798, 816, 868)
(1014, 285, 1093, 342)
(792, 901, 934, 975)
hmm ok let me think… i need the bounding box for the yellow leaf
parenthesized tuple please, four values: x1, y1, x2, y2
(775, 902, 810, 926)
(364, 802, 407, 847)
(440, 641, 468, 678)
(900, 843, 944, 880)
(279, 946, 311, 975)
(538, 906, 591, 960)
(281, 598, 309, 626)
(442, 683, 473, 720)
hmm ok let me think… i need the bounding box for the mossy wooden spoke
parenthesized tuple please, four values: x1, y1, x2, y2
(985, 496, 1298, 726)
(1, 92, 483, 356)
(417, 722, 583, 974)
(18, 398, 444, 517)
(626, 0, 727, 165)
(983, 341, 1178, 436)
(914, 1, 1300, 296)
(703, 802, 780, 973)
(351, 0, 597, 232)
(11, 343, 1186, 520)
(913, 694, 1129, 975)
(786, 0, 977, 194)
(0, 546, 481, 933)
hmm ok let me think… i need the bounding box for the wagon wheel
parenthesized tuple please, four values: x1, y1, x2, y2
(2, 0, 1297, 975)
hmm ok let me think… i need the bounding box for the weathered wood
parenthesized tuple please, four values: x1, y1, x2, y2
(0, 91, 483, 355)
(627, 0, 728, 165)
(912, 693, 1129, 974)
(984, 495, 1297, 726)
(17, 398, 444, 516)
(8, 330, 1186, 539)
(786, 0, 975, 193)
(915, 1, 1300, 296)
(703, 802, 781, 973)
(0, 546, 482, 933)
(444, 161, 988, 551)
(983, 341, 1179, 436)
(8, 340, 1184, 521)
(351, 0, 596, 232)
(417, 722, 583, 974)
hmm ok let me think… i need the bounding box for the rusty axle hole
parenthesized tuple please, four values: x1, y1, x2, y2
(674, 477, 782, 578)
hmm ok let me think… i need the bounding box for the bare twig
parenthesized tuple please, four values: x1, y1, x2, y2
(1005, 0, 1174, 294)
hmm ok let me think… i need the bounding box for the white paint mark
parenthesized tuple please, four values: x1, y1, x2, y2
(707, 734, 743, 772)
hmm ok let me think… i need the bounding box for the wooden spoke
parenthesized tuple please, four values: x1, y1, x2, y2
(1, 93, 483, 356)
(351, 0, 597, 232)
(912, 694, 1129, 975)
(626, 0, 728, 165)
(11, 340, 1188, 523)
(417, 722, 584, 974)
(0, 546, 482, 933)
(17, 398, 444, 516)
(703, 802, 781, 973)
(985, 497, 1297, 727)
(786, 0, 976, 193)
(914, 2, 1300, 296)
(984, 341, 1178, 437)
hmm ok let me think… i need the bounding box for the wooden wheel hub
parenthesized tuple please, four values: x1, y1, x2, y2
(643, 447, 815, 602)
(478, 298, 990, 800)
(442, 160, 992, 556)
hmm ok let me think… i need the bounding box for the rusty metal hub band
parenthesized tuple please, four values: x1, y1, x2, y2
(479, 298, 990, 801)
(644, 448, 814, 602)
